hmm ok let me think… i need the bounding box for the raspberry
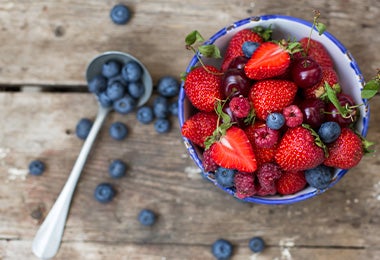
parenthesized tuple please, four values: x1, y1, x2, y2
(283, 104, 303, 127)
(256, 163, 282, 189)
(229, 96, 251, 118)
(234, 172, 256, 199)
(253, 126, 279, 148)
(202, 149, 219, 172)
(256, 184, 277, 196)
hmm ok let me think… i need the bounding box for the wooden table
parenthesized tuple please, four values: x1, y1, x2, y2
(1, 1, 379, 259)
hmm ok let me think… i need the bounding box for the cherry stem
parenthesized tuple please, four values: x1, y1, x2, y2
(306, 10, 321, 56)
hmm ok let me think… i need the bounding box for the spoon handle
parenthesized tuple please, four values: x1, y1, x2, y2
(32, 106, 110, 259)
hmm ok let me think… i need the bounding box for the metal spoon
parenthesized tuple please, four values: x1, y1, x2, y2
(32, 51, 152, 259)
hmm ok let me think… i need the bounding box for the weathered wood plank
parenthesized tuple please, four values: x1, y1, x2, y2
(0, 93, 380, 259)
(0, 0, 378, 86)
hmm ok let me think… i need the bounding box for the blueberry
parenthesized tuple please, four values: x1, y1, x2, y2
(154, 118, 171, 133)
(211, 239, 233, 260)
(136, 106, 154, 124)
(106, 81, 126, 101)
(305, 165, 334, 190)
(110, 4, 131, 25)
(94, 183, 116, 203)
(248, 236, 265, 253)
(97, 91, 113, 108)
(88, 75, 107, 94)
(102, 60, 121, 78)
(318, 121, 341, 143)
(128, 81, 145, 99)
(138, 209, 156, 226)
(109, 121, 128, 140)
(153, 96, 170, 119)
(28, 160, 45, 176)
(157, 76, 180, 97)
(109, 159, 127, 178)
(169, 101, 178, 116)
(242, 41, 260, 58)
(75, 118, 93, 140)
(266, 112, 285, 130)
(121, 61, 142, 82)
(108, 74, 128, 87)
(215, 167, 235, 188)
(113, 94, 136, 114)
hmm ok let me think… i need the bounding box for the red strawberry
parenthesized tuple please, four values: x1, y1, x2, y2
(181, 111, 218, 148)
(244, 42, 292, 80)
(209, 126, 257, 172)
(184, 65, 223, 112)
(303, 66, 339, 99)
(324, 128, 364, 169)
(298, 38, 334, 68)
(275, 126, 326, 171)
(221, 29, 264, 71)
(249, 79, 298, 121)
(276, 170, 307, 195)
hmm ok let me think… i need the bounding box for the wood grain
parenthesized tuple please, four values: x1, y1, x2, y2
(0, 0, 379, 259)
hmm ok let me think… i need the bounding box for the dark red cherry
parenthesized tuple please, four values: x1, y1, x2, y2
(227, 56, 249, 70)
(290, 56, 322, 88)
(325, 93, 358, 127)
(221, 68, 252, 98)
(298, 98, 326, 129)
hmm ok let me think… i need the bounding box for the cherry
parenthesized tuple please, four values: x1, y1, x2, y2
(325, 93, 358, 127)
(227, 56, 249, 70)
(290, 56, 322, 89)
(298, 98, 326, 129)
(221, 68, 252, 98)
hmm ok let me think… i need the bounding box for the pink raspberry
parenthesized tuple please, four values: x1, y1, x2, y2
(253, 126, 279, 148)
(283, 104, 303, 127)
(256, 163, 282, 190)
(229, 96, 251, 118)
(202, 149, 218, 172)
(256, 184, 277, 196)
(234, 172, 256, 199)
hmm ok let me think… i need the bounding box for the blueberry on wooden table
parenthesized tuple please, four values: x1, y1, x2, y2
(109, 121, 128, 140)
(110, 4, 131, 25)
(248, 236, 265, 253)
(108, 159, 127, 179)
(211, 238, 233, 260)
(28, 160, 46, 176)
(154, 118, 171, 134)
(94, 183, 116, 203)
(157, 76, 180, 98)
(136, 106, 154, 124)
(138, 209, 156, 226)
(153, 96, 170, 119)
(75, 118, 93, 140)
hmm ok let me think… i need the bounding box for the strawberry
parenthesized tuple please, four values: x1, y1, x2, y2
(324, 128, 364, 169)
(298, 38, 334, 68)
(249, 79, 298, 121)
(244, 41, 298, 80)
(221, 29, 265, 71)
(303, 66, 339, 99)
(276, 170, 307, 195)
(208, 126, 257, 172)
(275, 125, 326, 171)
(181, 111, 219, 148)
(184, 65, 223, 112)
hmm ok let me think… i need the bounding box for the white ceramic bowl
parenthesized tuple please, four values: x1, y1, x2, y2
(178, 15, 370, 205)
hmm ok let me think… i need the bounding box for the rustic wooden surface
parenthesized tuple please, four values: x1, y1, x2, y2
(0, 1, 379, 259)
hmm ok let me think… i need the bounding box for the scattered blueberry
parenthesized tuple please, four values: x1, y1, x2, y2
(248, 236, 265, 253)
(88, 75, 107, 94)
(211, 239, 233, 260)
(109, 121, 128, 140)
(154, 118, 171, 133)
(110, 4, 131, 25)
(305, 165, 334, 190)
(136, 106, 155, 124)
(113, 94, 136, 114)
(28, 160, 45, 176)
(128, 81, 145, 99)
(97, 91, 113, 108)
(242, 41, 260, 58)
(169, 100, 179, 116)
(122, 61, 142, 82)
(109, 159, 127, 178)
(266, 112, 285, 130)
(102, 60, 121, 78)
(318, 121, 341, 143)
(75, 118, 93, 140)
(157, 76, 180, 97)
(215, 167, 236, 188)
(153, 96, 170, 119)
(138, 209, 156, 226)
(94, 183, 116, 203)
(107, 81, 126, 101)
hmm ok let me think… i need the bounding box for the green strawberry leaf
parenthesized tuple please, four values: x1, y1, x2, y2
(252, 25, 273, 42)
(198, 45, 222, 58)
(316, 22, 326, 35)
(185, 30, 204, 46)
(302, 123, 329, 157)
(362, 78, 380, 99)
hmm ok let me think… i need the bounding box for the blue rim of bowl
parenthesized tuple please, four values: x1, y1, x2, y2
(178, 15, 370, 205)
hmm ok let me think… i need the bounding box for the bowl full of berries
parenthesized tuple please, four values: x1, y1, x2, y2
(178, 13, 376, 204)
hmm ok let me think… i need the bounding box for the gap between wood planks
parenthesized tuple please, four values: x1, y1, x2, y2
(0, 84, 88, 93)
